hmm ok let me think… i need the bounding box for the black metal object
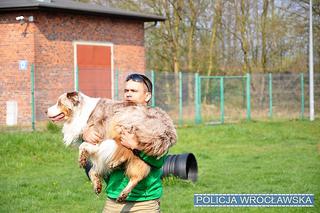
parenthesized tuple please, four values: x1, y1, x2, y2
(84, 153, 198, 182)
(161, 153, 198, 182)
(84, 160, 92, 180)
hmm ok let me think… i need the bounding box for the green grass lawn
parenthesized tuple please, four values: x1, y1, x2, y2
(0, 120, 319, 213)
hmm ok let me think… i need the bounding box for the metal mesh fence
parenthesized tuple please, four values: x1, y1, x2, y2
(223, 77, 247, 122)
(199, 76, 247, 124)
(2, 65, 319, 128)
(180, 73, 196, 124)
(268, 73, 301, 119)
(111, 71, 319, 125)
(42, 70, 320, 126)
(251, 74, 270, 119)
(251, 73, 304, 119)
(153, 72, 179, 121)
(199, 77, 222, 124)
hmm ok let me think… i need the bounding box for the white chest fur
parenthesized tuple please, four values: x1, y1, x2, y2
(62, 95, 100, 146)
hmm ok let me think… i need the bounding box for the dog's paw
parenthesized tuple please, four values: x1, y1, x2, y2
(94, 180, 102, 195)
(79, 150, 89, 168)
(109, 161, 120, 169)
(116, 193, 128, 203)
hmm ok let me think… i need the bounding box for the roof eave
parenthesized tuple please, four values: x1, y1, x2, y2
(0, 5, 166, 22)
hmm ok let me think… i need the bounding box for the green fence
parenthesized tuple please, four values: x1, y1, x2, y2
(196, 75, 250, 124)
(110, 71, 319, 125)
(28, 67, 319, 128)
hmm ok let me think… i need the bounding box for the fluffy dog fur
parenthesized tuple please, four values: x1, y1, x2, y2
(47, 91, 176, 202)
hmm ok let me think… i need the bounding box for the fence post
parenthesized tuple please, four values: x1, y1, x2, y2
(300, 73, 305, 119)
(199, 76, 202, 122)
(246, 73, 251, 120)
(75, 65, 79, 92)
(114, 69, 119, 100)
(195, 73, 201, 124)
(220, 77, 224, 124)
(242, 77, 246, 108)
(179, 72, 183, 125)
(151, 70, 155, 107)
(31, 64, 35, 131)
(268, 73, 273, 118)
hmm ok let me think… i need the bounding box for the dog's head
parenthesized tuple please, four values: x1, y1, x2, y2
(47, 91, 81, 122)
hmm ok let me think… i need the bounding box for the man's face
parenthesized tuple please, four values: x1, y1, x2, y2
(124, 80, 150, 105)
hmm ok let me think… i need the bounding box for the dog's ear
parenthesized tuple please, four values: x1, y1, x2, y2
(67, 91, 80, 106)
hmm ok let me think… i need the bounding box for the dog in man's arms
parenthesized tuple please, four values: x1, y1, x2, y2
(46, 91, 177, 202)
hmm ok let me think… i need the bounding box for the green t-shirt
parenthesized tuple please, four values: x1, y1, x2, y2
(105, 152, 167, 201)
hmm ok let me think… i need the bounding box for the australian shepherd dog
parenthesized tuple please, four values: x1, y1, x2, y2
(47, 91, 176, 202)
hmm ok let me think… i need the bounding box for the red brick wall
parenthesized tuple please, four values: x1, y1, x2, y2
(0, 11, 145, 125)
(0, 12, 36, 125)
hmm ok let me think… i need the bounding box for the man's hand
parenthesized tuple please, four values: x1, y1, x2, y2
(120, 131, 140, 150)
(83, 128, 102, 144)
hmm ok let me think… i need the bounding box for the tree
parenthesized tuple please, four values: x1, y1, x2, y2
(75, 0, 320, 74)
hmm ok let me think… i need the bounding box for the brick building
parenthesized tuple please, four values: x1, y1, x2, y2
(0, 0, 164, 126)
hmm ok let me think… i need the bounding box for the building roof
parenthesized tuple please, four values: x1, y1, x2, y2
(0, 0, 166, 22)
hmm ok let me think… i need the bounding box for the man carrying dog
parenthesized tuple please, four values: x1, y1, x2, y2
(83, 73, 167, 212)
